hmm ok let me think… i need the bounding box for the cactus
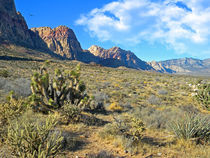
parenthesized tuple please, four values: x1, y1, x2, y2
(6, 113, 63, 158)
(30, 62, 91, 113)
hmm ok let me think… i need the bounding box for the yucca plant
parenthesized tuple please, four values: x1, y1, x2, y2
(169, 114, 210, 142)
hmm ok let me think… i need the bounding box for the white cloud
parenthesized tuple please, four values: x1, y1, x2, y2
(76, 0, 210, 56)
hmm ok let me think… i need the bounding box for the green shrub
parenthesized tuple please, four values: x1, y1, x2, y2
(195, 83, 210, 110)
(6, 112, 63, 158)
(169, 114, 210, 142)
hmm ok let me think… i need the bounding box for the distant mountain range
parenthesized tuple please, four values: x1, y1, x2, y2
(148, 58, 210, 76)
(0, 0, 209, 76)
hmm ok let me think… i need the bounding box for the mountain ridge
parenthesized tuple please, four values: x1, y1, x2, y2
(0, 0, 209, 75)
(148, 57, 210, 76)
(88, 45, 154, 70)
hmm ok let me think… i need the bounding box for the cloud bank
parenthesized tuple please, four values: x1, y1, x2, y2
(76, 0, 210, 56)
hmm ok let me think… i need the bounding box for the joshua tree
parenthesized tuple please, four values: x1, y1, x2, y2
(30, 62, 90, 113)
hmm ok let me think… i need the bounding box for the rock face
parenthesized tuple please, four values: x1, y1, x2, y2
(31, 26, 83, 59)
(88, 45, 154, 70)
(0, 0, 49, 50)
(148, 61, 176, 73)
(148, 58, 210, 76)
(0, 0, 34, 47)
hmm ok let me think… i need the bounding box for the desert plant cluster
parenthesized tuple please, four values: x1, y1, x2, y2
(0, 59, 209, 157)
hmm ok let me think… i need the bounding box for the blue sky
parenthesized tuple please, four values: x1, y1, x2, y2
(15, 0, 210, 61)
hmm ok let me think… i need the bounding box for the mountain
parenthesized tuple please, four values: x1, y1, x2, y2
(0, 0, 155, 71)
(3, 0, 208, 74)
(88, 45, 154, 70)
(30, 26, 83, 59)
(148, 58, 210, 76)
(0, 0, 34, 47)
(0, 0, 49, 50)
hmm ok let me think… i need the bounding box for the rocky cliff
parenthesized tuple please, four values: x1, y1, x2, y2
(30, 26, 83, 59)
(0, 0, 34, 47)
(0, 0, 50, 51)
(88, 45, 154, 70)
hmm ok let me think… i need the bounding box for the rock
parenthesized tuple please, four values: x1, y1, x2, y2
(88, 45, 154, 70)
(157, 152, 162, 156)
(31, 26, 83, 59)
(0, 0, 50, 51)
(0, 0, 34, 47)
(148, 57, 210, 75)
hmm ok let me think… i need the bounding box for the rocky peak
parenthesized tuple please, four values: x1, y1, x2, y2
(0, 0, 35, 47)
(88, 45, 105, 56)
(88, 45, 154, 70)
(31, 26, 83, 59)
(0, 0, 17, 16)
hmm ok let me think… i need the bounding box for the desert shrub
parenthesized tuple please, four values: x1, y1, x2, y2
(60, 103, 82, 124)
(90, 92, 109, 113)
(195, 83, 210, 110)
(158, 89, 168, 95)
(29, 62, 92, 113)
(169, 114, 210, 143)
(0, 93, 28, 127)
(0, 69, 9, 78)
(179, 105, 200, 114)
(60, 102, 106, 126)
(132, 106, 183, 129)
(99, 115, 145, 153)
(108, 102, 124, 112)
(147, 95, 161, 105)
(6, 112, 63, 158)
(0, 93, 29, 144)
(0, 77, 7, 89)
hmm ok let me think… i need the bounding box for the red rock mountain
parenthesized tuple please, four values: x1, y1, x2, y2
(88, 45, 154, 70)
(0, 0, 154, 71)
(30, 26, 83, 59)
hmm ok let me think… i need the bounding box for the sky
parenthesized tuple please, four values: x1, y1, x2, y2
(15, 0, 210, 61)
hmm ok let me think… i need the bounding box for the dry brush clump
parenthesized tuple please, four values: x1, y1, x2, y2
(0, 93, 28, 143)
(194, 83, 210, 110)
(0, 69, 9, 78)
(99, 114, 145, 154)
(6, 112, 63, 158)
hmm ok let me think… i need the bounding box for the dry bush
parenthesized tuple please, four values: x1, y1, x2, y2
(6, 111, 63, 158)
